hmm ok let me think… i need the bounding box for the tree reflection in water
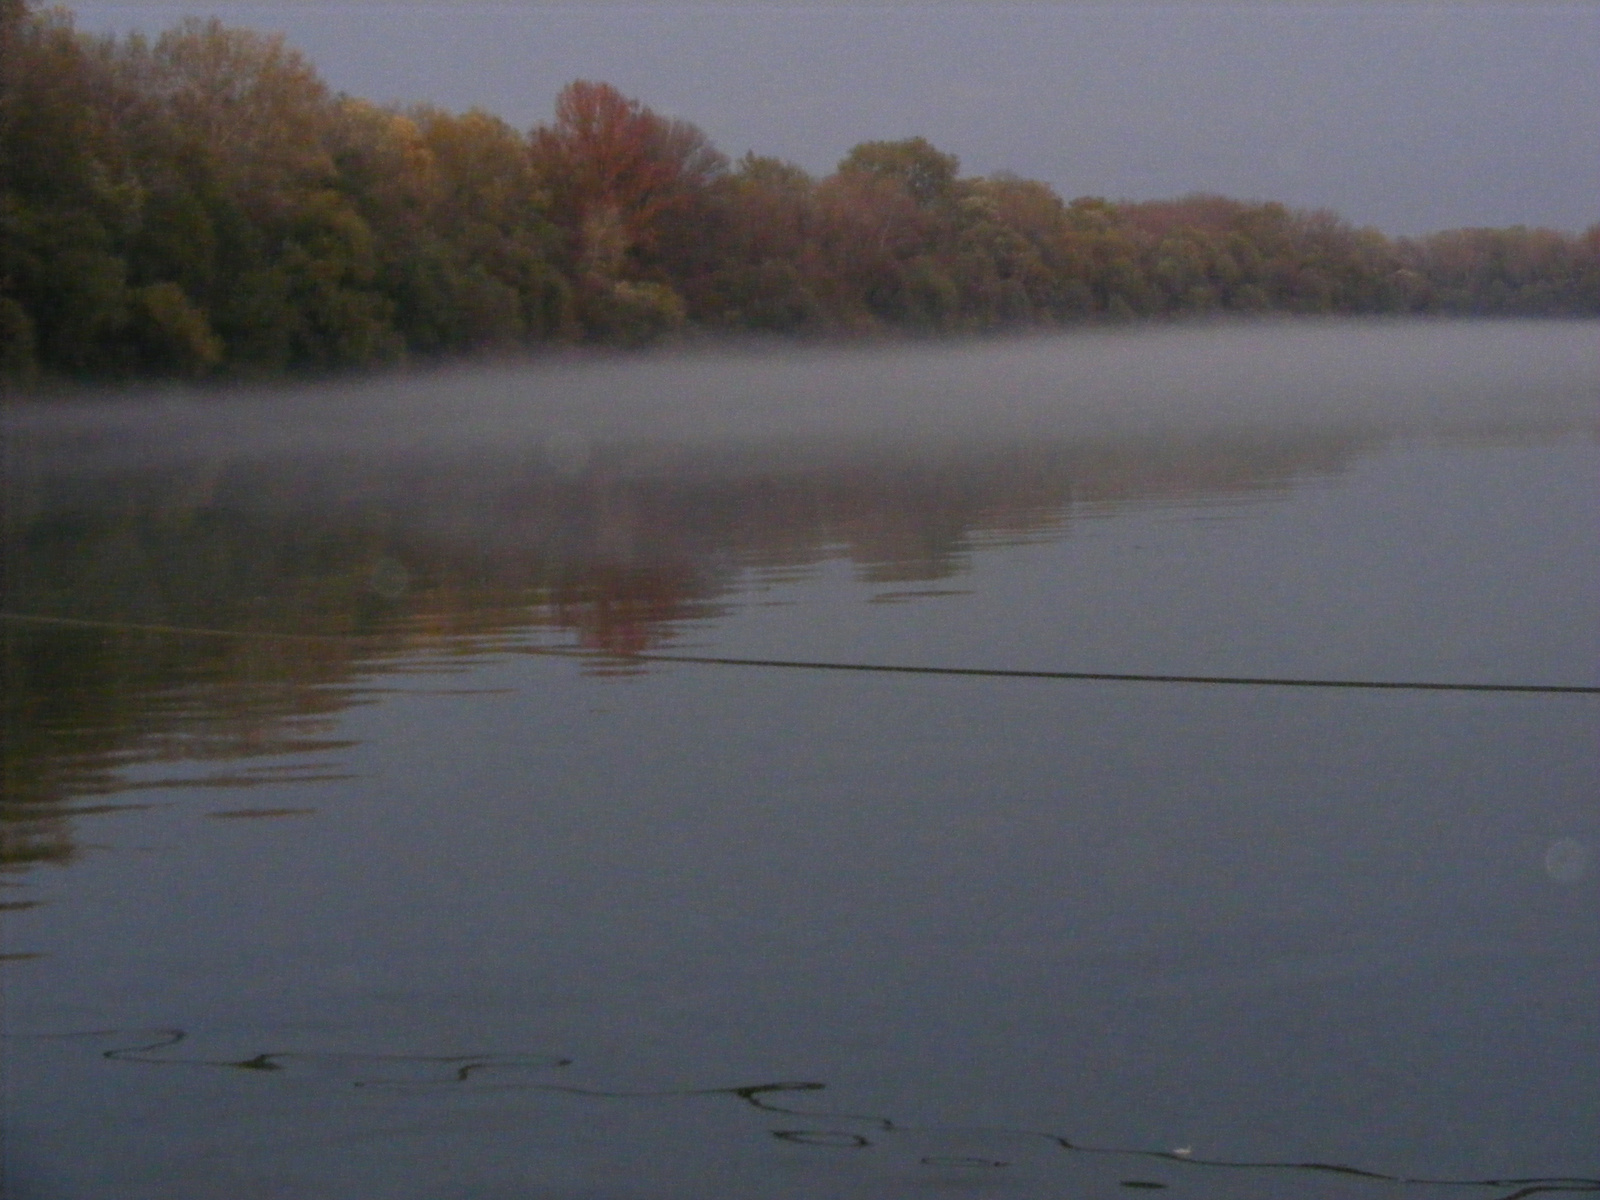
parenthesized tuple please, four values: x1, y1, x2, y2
(3, 420, 1390, 876)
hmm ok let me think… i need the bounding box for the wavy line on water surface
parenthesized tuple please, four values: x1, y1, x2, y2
(99, 1027, 575, 1078)
(7, 1029, 1596, 1198)
(2, 1028, 571, 1080)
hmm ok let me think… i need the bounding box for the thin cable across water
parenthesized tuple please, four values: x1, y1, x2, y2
(616, 649, 1600, 694)
(3, 612, 1596, 695)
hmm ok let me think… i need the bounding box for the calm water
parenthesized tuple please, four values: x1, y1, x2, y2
(3, 321, 1597, 1200)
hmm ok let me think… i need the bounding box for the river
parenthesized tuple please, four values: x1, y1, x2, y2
(2, 319, 1596, 1199)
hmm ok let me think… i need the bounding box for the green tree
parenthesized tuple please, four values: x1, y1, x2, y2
(838, 137, 960, 206)
(1, 0, 141, 377)
(696, 154, 824, 331)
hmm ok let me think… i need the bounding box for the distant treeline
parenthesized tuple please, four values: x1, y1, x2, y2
(4, 1, 1598, 384)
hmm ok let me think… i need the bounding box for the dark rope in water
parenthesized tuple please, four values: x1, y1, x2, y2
(3, 611, 1596, 695)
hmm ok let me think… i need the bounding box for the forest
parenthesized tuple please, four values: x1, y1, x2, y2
(4, 0, 1598, 385)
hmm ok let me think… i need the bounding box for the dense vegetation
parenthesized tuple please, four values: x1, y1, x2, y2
(4, 0, 1597, 384)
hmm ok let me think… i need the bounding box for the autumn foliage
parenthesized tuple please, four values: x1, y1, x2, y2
(3, 1, 1596, 385)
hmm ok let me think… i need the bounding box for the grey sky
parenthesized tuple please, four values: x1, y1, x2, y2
(74, 2, 1599, 235)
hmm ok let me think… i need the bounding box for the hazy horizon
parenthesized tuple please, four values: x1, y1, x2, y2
(13, 321, 1597, 469)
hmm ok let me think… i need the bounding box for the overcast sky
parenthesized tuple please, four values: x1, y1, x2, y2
(73, 2, 1599, 235)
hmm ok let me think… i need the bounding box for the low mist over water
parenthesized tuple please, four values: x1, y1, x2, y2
(15, 320, 1597, 462)
(3, 320, 1597, 1200)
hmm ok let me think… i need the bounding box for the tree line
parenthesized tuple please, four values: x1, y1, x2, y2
(4, 0, 1597, 385)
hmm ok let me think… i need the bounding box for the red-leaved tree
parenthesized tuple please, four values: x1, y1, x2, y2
(531, 80, 725, 282)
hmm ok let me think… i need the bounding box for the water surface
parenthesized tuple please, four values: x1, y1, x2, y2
(3, 321, 1597, 1199)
